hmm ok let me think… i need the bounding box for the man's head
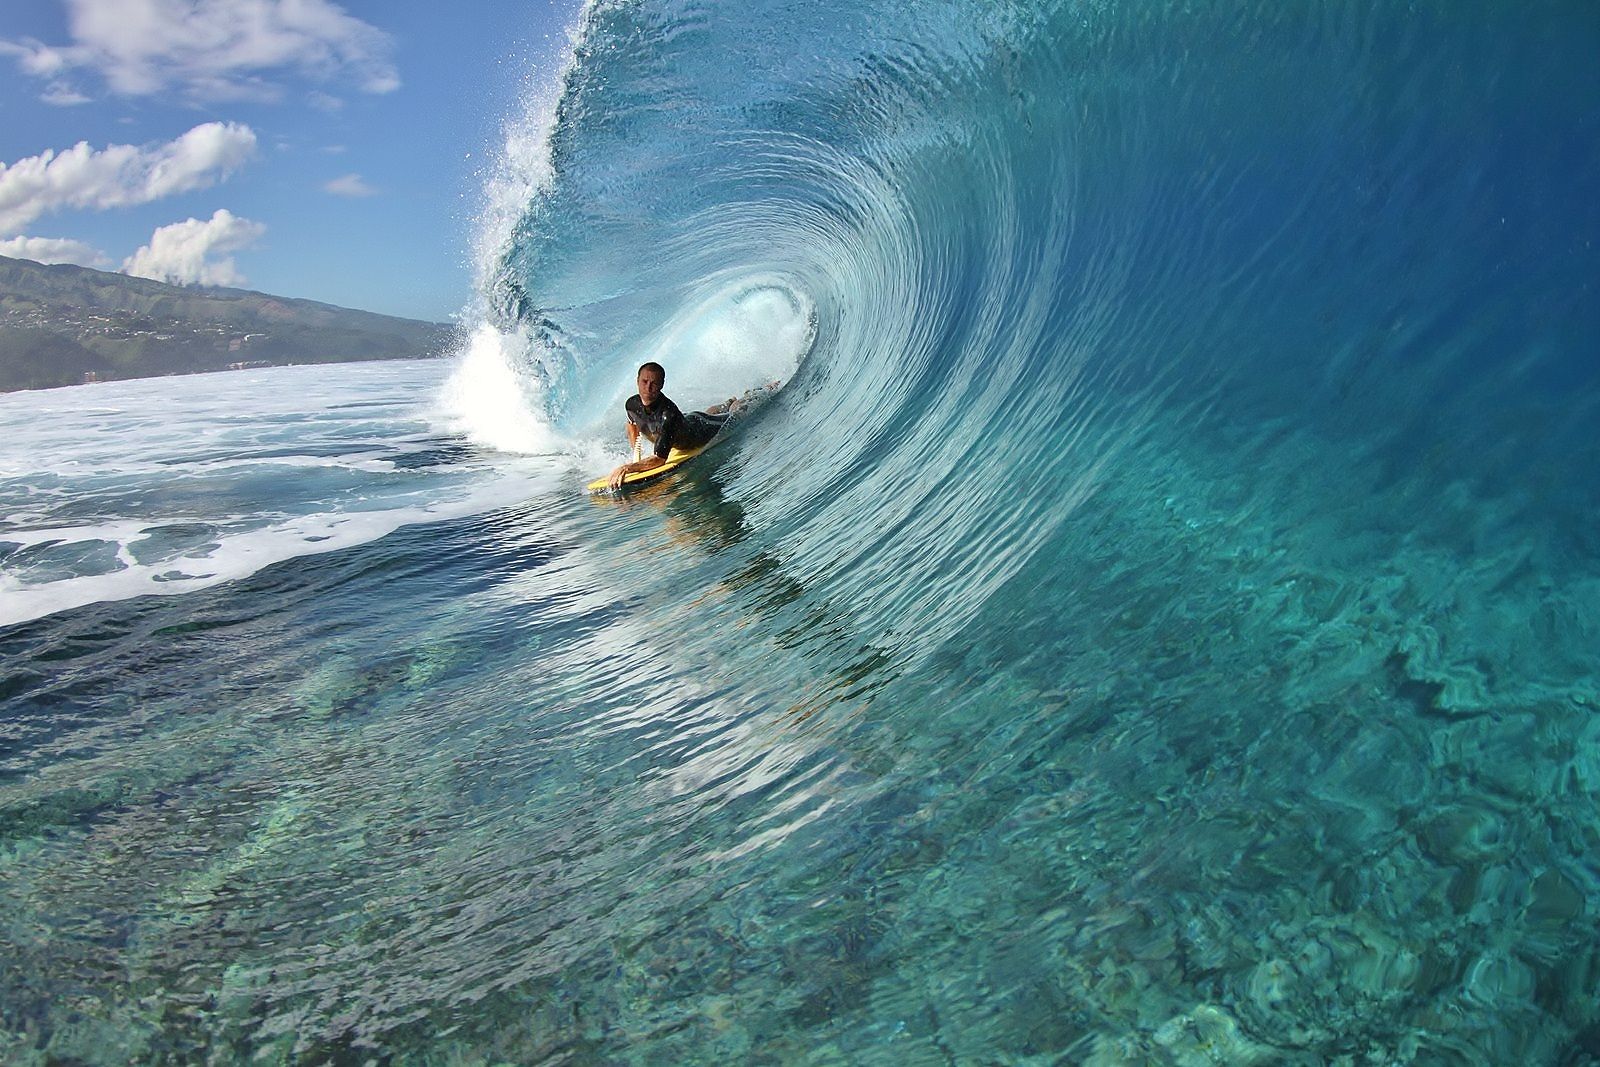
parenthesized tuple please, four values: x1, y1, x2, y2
(637, 362, 665, 407)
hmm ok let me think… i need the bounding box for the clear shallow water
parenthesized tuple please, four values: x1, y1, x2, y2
(5, 0, 1600, 1063)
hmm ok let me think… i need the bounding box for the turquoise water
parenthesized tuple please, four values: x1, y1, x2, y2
(4, 0, 1600, 1062)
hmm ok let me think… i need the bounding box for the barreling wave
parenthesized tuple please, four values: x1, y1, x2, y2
(470, 0, 1597, 662)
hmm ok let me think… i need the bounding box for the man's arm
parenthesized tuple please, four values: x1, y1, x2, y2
(608, 415, 663, 488)
(607, 402, 683, 489)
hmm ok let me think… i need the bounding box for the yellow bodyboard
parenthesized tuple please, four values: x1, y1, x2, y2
(586, 445, 709, 493)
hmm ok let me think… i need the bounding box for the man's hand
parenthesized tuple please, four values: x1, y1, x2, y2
(607, 454, 664, 490)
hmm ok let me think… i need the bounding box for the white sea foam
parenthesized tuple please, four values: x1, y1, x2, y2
(436, 323, 562, 456)
(0, 479, 548, 629)
(0, 361, 562, 628)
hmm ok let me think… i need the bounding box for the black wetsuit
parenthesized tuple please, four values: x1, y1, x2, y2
(626, 393, 726, 458)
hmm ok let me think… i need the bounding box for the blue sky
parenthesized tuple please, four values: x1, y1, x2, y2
(0, 0, 584, 322)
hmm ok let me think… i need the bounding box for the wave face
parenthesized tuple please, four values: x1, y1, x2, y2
(3, 1, 1598, 1063)
(493, 0, 1598, 659)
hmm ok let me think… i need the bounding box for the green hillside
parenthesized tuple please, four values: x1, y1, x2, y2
(0, 255, 457, 392)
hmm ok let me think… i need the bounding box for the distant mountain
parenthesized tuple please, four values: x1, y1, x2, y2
(0, 255, 458, 392)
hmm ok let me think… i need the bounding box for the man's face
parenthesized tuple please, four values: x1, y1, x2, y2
(637, 368, 664, 407)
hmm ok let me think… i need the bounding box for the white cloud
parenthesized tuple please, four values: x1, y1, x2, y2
(324, 173, 375, 197)
(123, 209, 266, 287)
(0, 122, 257, 235)
(0, 0, 399, 103)
(0, 38, 68, 77)
(0, 234, 114, 270)
(41, 82, 92, 106)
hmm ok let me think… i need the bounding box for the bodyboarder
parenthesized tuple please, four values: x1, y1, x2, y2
(605, 362, 735, 490)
